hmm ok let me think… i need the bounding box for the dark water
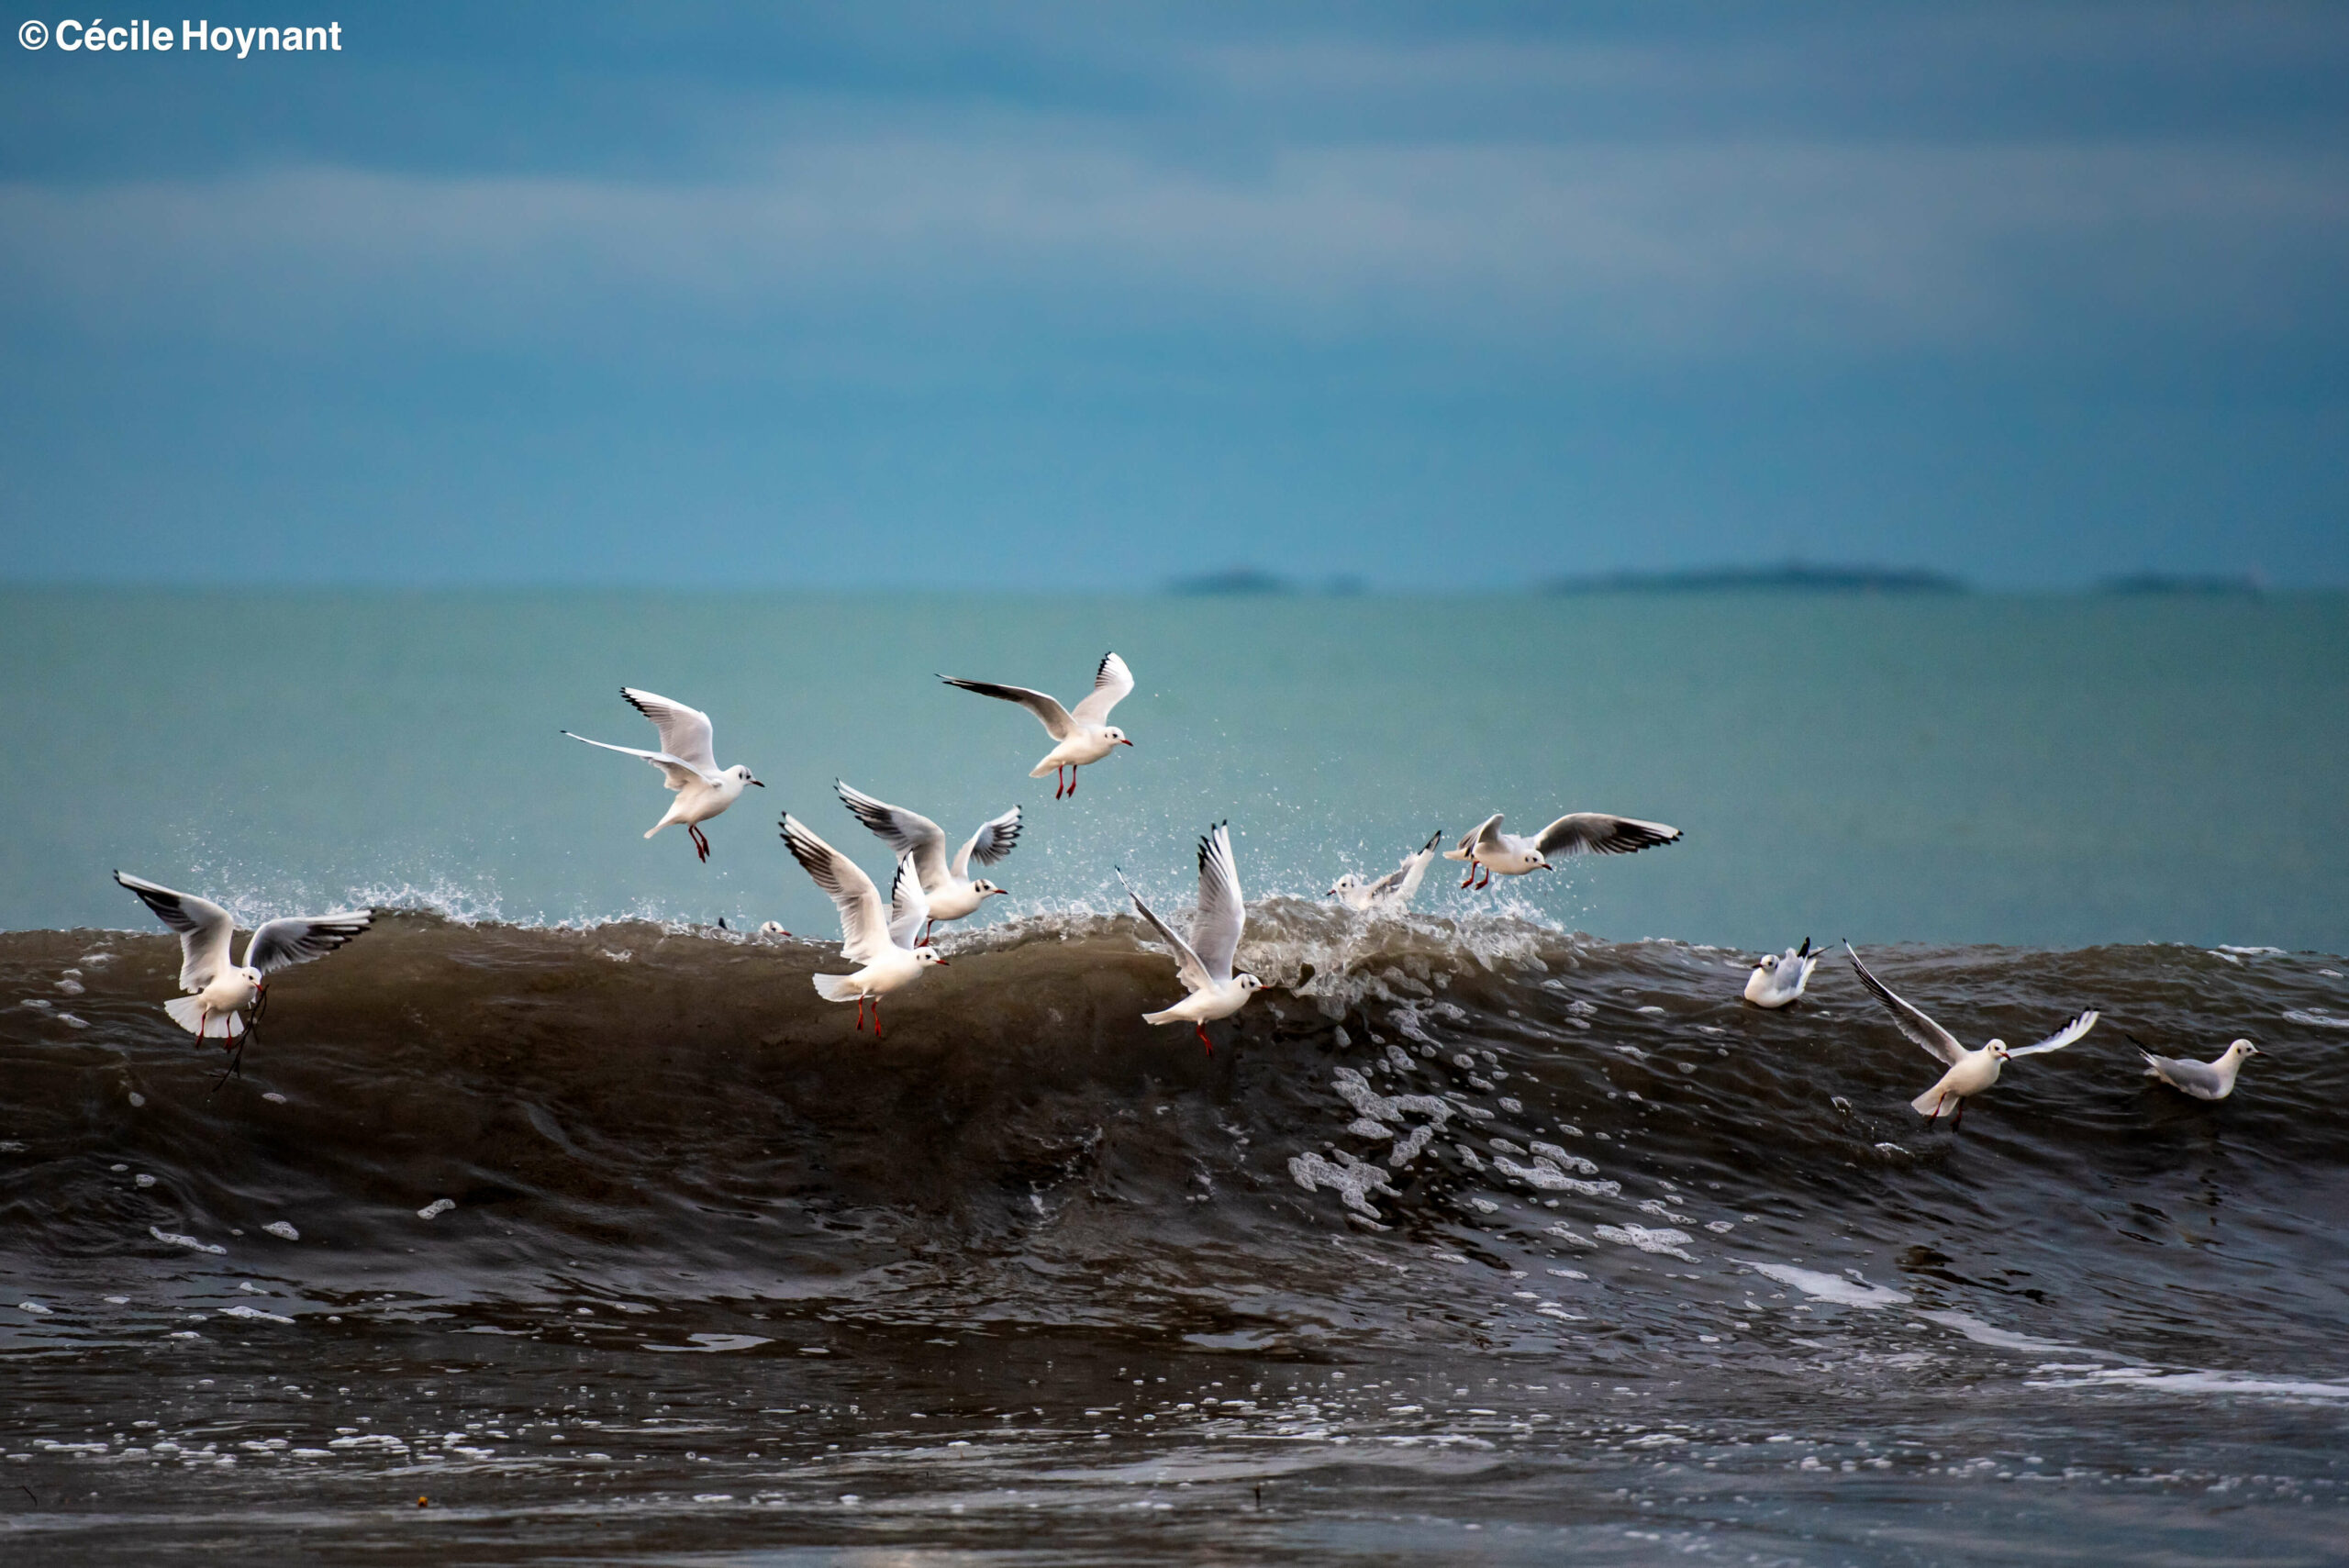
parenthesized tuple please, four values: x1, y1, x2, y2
(4, 909, 2345, 1562)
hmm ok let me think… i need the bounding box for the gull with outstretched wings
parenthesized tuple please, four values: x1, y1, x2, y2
(1845, 943, 2098, 1128)
(941, 651, 1135, 799)
(113, 872, 373, 1068)
(834, 781, 1020, 941)
(1330, 830, 1444, 913)
(1119, 821, 1263, 1054)
(781, 814, 947, 1037)
(1443, 809, 1682, 889)
(564, 688, 763, 862)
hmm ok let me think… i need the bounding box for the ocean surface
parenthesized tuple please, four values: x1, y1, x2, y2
(2, 587, 2345, 1563)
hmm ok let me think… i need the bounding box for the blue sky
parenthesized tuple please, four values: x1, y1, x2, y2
(3, 2, 2345, 589)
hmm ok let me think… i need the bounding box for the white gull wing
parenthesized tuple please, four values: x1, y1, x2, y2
(2006, 1009, 2099, 1058)
(115, 872, 237, 992)
(1117, 870, 1213, 995)
(835, 782, 952, 890)
(563, 731, 710, 790)
(782, 815, 892, 965)
(245, 912, 373, 975)
(1360, 831, 1442, 904)
(939, 675, 1076, 740)
(1069, 651, 1134, 726)
(952, 806, 1023, 877)
(1535, 813, 1684, 857)
(1447, 814, 1506, 861)
(1843, 944, 1968, 1067)
(620, 688, 718, 773)
(885, 855, 932, 951)
(1190, 822, 1245, 984)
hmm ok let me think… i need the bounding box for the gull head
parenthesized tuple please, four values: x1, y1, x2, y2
(239, 964, 265, 991)
(1235, 973, 1264, 994)
(730, 766, 764, 787)
(2225, 1039, 2260, 1059)
(1103, 727, 1133, 747)
(1988, 1040, 2012, 1062)
(1329, 873, 1361, 897)
(1754, 953, 1778, 973)
(915, 947, 950, 967)
(973, 880, 1008, 900)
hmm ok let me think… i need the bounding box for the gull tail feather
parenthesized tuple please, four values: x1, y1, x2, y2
(164, 996, 244, 1040)
(1141, 1006, 1186, 1027)
(812, 973, 863, 1003)
(1909, 1084, 1953, 1118)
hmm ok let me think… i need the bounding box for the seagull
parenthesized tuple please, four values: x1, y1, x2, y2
(941, 651, 1134, 799)
(1119, 821, 1263, 1055)
(1443, 811, 1682, 889)
(780, 814, 946, 1037)
(563, 688, 763, 862)
(112, 872, 372, 1071)
(1845, 943, 2098, 1129)
(1330, 830, 1444, 913)
(2132, 1033, 2261, 1102)
(835, 782, 1020, 941)
(1744, 938, 1821, 1008)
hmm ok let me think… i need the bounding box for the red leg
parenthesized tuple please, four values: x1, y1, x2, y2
(873, 997, 884, 1040)
(1067, 765, 1078, 796)
(853, 995, 866, 1031)
(1478, 865, 1491, 890)
(1460, 864, 1475, 888)
(1195, 1023, 1213, 1056)
(1953, 1096, 1965, 1131)
(1053, 766, 1065, 799)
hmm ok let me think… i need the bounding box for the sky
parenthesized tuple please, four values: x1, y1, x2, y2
(3, 2, 2345, 590)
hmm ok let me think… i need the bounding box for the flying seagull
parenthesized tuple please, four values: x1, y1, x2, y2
(1444, 811, 1682, 889)
(780, 814, 946, 1037)
(1845, 942, 2098, 1128)
(1119, 821, 1263, 1055)
(941, 651, 1134, 798)
(835, 782, 1020, 942)
(564, 688, 762, 862)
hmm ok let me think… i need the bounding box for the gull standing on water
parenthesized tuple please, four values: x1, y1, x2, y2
(941, 652, 1134, 799)
(1744, 938, 1821, 1008)
(835, 782, 1021, 941)
(112, 873, 372, 1064)
(1119, 821, 1263, 1054)
(780, 814, 946, 1037)
(563, 689, 763, 862)
(1330, 831, 1444, 913)
(1444, 811, 1682, 889)
(1845, 943, 2099, 1128)
(2132, 1035, 2261, 1102)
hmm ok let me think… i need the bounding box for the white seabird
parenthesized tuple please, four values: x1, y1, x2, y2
(835, 781, 1020, 941)
(780, 814, 946, 1037)
(1444, 810, 1682, 889)
(941, 651, 1134, 799)
(1744, 938, 1821, 1008)
(2132, 1035, 2261, 1102)
(1330, 830, 1444, 913)
(563, 688, 763, 862)
(113, 873, 372, 1062)
(1845, 943, 2098, 1128)
(1119, 821, 1263, 1054)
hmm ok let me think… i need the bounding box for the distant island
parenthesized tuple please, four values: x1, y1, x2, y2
(1167, 568, 1366, 596)
(1546, 562, 1967, 595)
(2098, 573, 2264, 596)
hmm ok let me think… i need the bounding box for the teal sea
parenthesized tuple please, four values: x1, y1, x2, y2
(6, 587, 2344, 949)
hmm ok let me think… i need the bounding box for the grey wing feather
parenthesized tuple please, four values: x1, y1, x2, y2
(781, 815, 891, 963)
(1069, 651, 1134, 726)
(835, 782, 952, 889)
(2007, 1009, 2099, 1057)
(115, 872, 236, 992)
(940, 676, 1076, 740)
(1843, 944, 1968, 1067)
(1117, 870, 1212, 995)
(245, 912, 373, 975)
(1449, 814, 1504, 860)
(2143, 1051, 2226, 1099)
(620, 688, 718, 773)
(953, 806, 1023, 875)
(1191, 822, 1245, 984)
(1534, 813, 1684, 857)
